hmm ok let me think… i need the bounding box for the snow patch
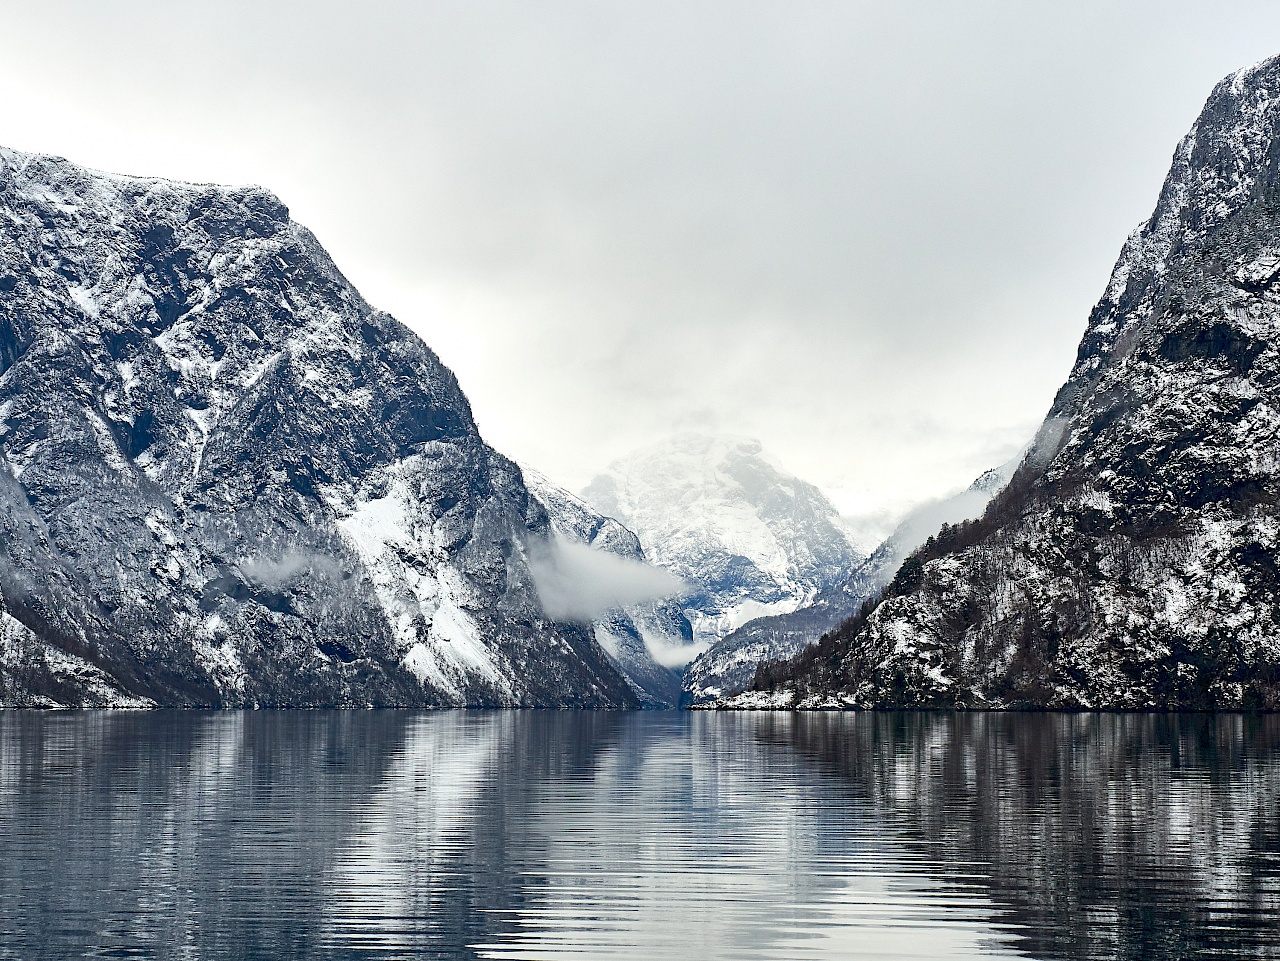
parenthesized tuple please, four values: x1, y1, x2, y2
(336, 459, 512, 702)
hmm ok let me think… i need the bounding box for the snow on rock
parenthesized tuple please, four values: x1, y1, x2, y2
(0, 145, 636, 708)
(722, 56, 1280, 712)
(523, 467, 695, 706)
(581, 434, 864, 651)
(684, 450, 1024, 704)
(0, 610, 153, 708)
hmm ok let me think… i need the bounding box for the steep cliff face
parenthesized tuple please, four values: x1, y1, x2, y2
(0, 147, 636, 707)
(732, 59, 1280, 711)
(684, 453, 1021, 704)
(582, 434, 863, 647)
(522, 468, 694, 707)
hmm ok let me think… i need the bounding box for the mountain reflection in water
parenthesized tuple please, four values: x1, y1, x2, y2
(0, 710, 1276, 960)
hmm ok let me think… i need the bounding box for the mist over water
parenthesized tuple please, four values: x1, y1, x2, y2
(0, 711, 1277, 960)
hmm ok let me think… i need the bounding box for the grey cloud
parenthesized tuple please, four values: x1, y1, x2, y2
(527, 535, 687, 623)
(6, 3, 1280, 515)
(237, 552, 345, 591)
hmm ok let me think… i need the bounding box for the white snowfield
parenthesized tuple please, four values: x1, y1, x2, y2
(334, 452, 513, 704)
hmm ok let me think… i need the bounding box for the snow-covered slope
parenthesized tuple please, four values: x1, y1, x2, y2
(727, 57, 1280, 711)
(683, 452, 1022, 703)
(0, 146, 637, 708)
(522, 468, 695, 706)
(581, 434, 864, 647)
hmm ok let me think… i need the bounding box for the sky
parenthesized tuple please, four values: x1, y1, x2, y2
(4, 2, 1280, 527)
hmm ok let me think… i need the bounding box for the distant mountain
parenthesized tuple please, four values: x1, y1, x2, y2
(581, 434, 864, 649)
(683, 452, 1022, 703)
(726, 57, 1280, 711)
(522, 468, 695, 707)
(0, 146, 637, 707)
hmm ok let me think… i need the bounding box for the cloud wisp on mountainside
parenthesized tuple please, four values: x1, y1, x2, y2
(526, 535, 688, 624)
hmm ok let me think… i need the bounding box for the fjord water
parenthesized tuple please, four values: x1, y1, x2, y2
(0, 711, 1277, 960)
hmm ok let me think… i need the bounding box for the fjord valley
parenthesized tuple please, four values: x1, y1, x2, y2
(4, 58, 1280, 712)
(3, 9, 1280, 958)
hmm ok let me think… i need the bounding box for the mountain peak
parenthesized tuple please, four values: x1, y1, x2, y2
(582, 433, 862, 646)
(0, 145, 635, 708)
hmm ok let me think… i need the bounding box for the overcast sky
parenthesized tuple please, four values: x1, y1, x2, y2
(4, 2, 1280, 524)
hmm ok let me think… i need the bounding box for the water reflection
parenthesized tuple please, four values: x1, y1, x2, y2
(473, 715, 1013, 960)
(325, 712, 629, 955)
(761, 712, 1280, 961)
(0, 710, 1275, 960)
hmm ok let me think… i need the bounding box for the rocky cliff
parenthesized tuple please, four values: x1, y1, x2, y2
(0, 147, 637, 708)
(730, 58, 1280, 711)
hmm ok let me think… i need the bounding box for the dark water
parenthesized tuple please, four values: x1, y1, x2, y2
(0, 711, 1277, 960)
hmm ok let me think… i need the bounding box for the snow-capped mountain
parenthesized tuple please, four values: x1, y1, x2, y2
(728, 57, 1280, 711)
(581, 434, 864, 648)
(0, 146, 637, 708)
(522, 467, 695, 706)
(683, 451, 1023, 703)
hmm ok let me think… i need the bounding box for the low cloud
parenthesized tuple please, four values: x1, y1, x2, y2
(644, 635, 710, 669)
(1028, 415, 1071, 469)
(527, 535, 687, 623)
(888, 489, 994, 556)
(238, 551, 345, 590)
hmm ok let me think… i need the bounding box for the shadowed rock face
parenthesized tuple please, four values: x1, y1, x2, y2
(0, 147, 636, 708)
(735, 58, 1280, 711)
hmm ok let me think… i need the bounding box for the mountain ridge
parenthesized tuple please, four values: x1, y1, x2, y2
(0, 145, 637, 708)
(682, 450, 1023, 703)
(719, 57, 1280, 711)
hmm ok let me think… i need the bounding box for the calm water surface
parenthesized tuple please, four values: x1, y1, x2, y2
(0, 710, 1277, 960)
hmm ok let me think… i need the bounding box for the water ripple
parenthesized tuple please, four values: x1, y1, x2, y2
(0, 710, 1276, 959)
